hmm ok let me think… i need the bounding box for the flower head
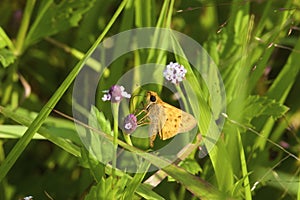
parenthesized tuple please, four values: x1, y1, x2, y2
(163, 62, 187, 84)
(102, 85, 131, 103)
(123, 114, 137, 134)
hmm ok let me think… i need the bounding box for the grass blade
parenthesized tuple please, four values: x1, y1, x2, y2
(0, 0, 128, 182)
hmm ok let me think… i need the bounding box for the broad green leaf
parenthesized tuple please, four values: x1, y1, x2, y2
(0, 48, 16, 68)
(92, 105, 112, 135)
(252, 166, 298, 197)
(179, 158, 202, 175)
(228, 95, 289, 128)
(0, 27, 14, 50)
(25, 0, 95, 47)
(88, 106, 114, 164)
(168, 158, 203, 182)
(84, 176, 130, 200)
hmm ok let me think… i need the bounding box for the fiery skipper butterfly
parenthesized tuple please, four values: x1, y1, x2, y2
(142, 91, 197, 147)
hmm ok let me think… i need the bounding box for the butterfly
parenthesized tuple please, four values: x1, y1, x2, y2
(142, 91, 197, 147)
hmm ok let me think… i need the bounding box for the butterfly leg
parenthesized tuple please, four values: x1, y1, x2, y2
(135, 109, 150, 125)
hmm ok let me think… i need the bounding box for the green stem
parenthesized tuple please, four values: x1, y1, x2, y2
(123, 132, 141, 165)
(15, 0, 36, 55)
(166, 0, 174, 28)
(123, 133, 133, 146)
(112, 103, 120, 187)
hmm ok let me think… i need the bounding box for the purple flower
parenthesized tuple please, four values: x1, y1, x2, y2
(123, 114, 137, 134)
(102, 85, 131, 103)
(163, 62, 187, 84)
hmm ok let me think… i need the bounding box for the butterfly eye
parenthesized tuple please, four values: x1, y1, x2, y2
(150, 95, 156, 102)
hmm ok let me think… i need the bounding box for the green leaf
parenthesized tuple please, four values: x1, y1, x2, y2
(0, 48, 16, 68)
(253, 166, 298, 197)
(25, 0, 95, 46)
(81, 149, 165, 200)
(87, 106, 114, 164)
(0, 125, 45, 139)
(228, 95, 289, 127)
(168, 158, 203, 182)
(245, 95, 288, 120)
(79, 148, 105, 183)
(0, 26, 14, 50)
(232, 172, 252, 198)
(3, 106, 82, 144)
(179, 158, 202, 175)
(0, 106, 81, 157)
(91, 105, 112, 135)
(123, 160, 150, 199)
(84, 176, 129, 200)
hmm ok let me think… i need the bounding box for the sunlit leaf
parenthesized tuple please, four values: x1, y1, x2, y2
(25, 0, 95, 46)
(0, 48, 16, 68)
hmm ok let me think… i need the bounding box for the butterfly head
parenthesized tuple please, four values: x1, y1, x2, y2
(146, 91, 161, 109)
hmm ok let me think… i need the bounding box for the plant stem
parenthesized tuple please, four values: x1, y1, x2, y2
(15, 0, 36, 55)
(123, 131, 133, 146)
(111, 103, 119, 187)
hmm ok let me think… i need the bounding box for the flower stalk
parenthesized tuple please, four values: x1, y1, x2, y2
(102, 85, 131, 187)
(111, 102, 119, 186)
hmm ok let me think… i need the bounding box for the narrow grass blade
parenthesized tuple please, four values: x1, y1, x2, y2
(0, 106, 81, 157)
(0, 0, 128, 182)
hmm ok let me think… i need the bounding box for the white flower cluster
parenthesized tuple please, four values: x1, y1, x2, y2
(102, 93, 111, 101)
(163, 62, 187, 84)
(120, 86, 131, 98)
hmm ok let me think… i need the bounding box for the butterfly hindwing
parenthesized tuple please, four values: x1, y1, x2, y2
(148, 103, 166, 146)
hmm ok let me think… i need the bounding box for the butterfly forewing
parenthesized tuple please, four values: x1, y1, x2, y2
(144, 91, 198, 147)
(160, 103, 197, 140)
(178, 110, 197, 133)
